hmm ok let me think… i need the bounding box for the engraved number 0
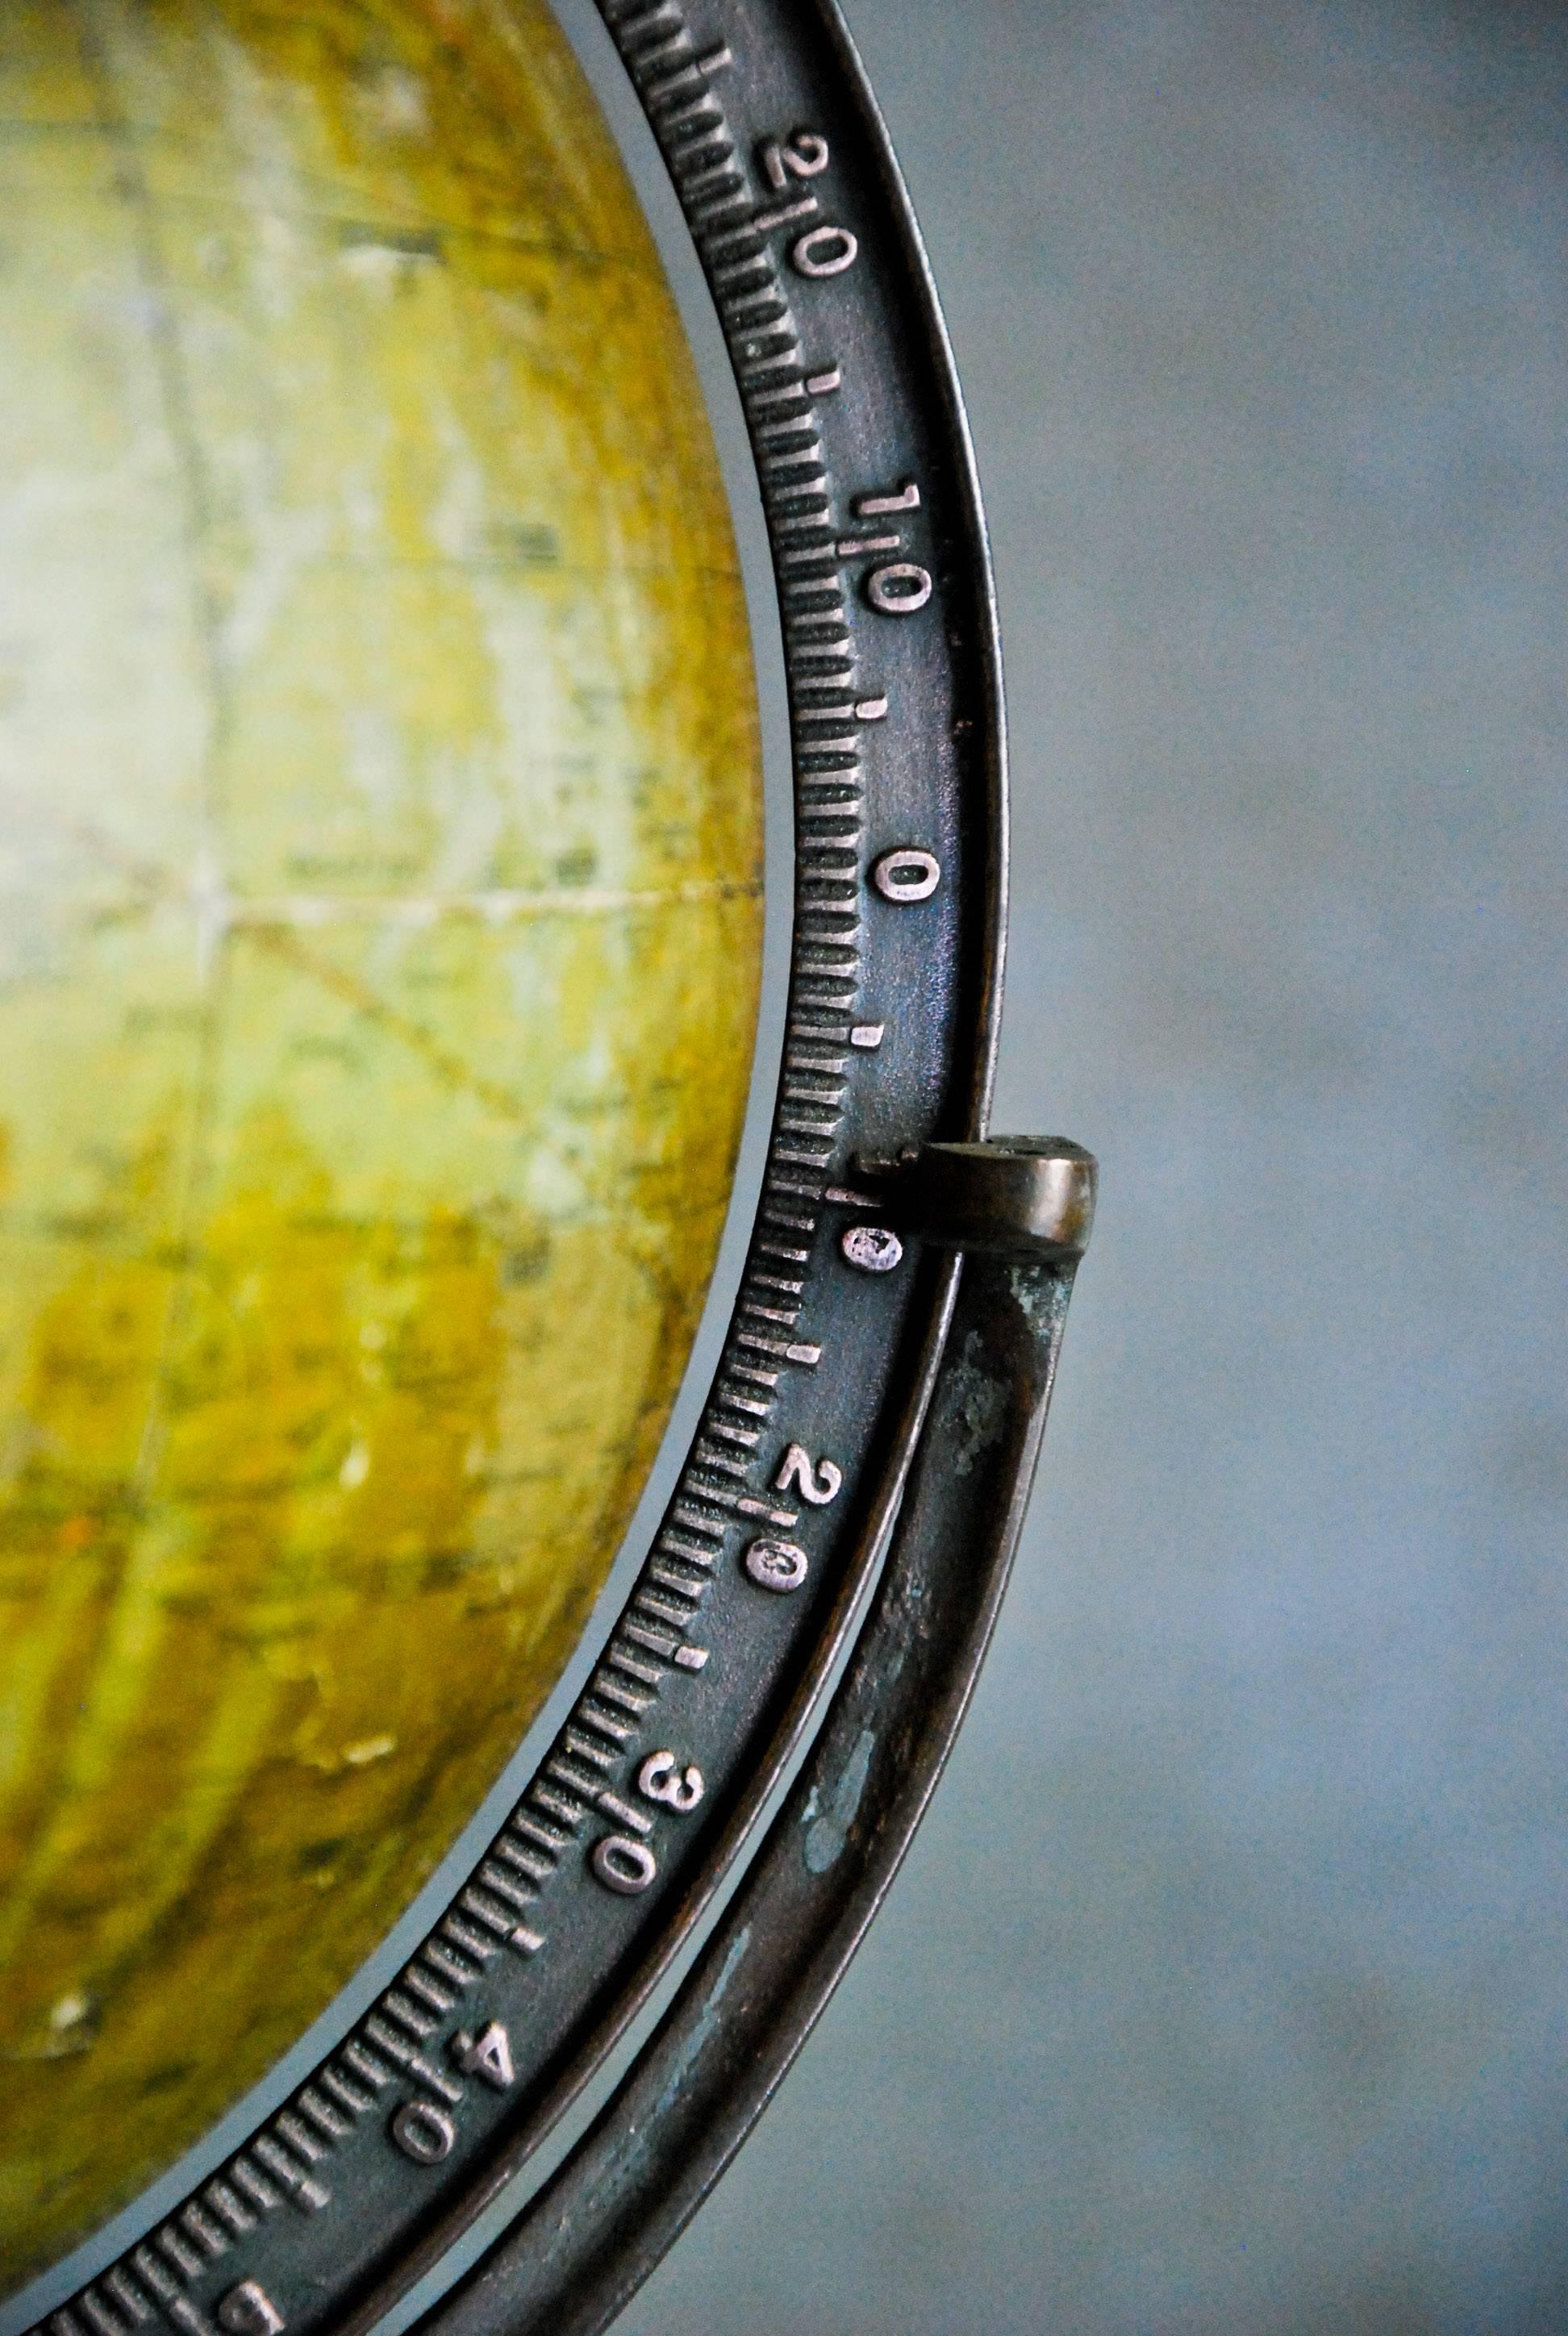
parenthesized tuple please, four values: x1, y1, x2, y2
(866, 562, 932, 615)
(391, 2100, 456, 2165)
(874, 849, 941, 903)
(793, 223, 858, 278)
(774, 1442, 842, 1508)
(593, 1833, 657, 1895)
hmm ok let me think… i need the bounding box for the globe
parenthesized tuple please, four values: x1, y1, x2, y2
(0, 0, 762, 2288)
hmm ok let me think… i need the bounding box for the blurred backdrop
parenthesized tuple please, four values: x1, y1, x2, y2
(614, 2, 1568, 2330)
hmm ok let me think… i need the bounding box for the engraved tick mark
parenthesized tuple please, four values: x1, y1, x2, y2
(854, 482, 922, 516)
(596, 1789, 653, 1836)
(752, 193, 819, 235)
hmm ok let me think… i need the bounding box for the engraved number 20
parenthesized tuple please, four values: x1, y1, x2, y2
(761, 126, 859, 281)
(774, 1442, 843, 1507)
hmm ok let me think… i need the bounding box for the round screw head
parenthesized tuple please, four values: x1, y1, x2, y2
(840, 1225, 904, 1274)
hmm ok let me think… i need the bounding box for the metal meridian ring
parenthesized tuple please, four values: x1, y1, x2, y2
(18, 6, 1092, 2335)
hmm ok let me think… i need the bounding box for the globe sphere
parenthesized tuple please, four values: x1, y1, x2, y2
(0, 0, 761, 2283)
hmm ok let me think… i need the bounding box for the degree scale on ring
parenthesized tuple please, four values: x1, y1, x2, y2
(10, 3, 1095, 2334)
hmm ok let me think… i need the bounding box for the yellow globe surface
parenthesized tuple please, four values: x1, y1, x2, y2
(0, 0, 761, 2284)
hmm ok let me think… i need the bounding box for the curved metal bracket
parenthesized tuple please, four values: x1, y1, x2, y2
(419, 1137, 1095, 2336)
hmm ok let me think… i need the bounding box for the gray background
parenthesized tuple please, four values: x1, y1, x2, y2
(615, 2, 1568, 2330)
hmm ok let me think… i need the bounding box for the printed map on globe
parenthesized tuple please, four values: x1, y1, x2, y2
(0, 0, 762, 2283)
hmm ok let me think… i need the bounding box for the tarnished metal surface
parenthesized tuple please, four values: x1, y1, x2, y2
(418, 1143, 1090, 2336)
